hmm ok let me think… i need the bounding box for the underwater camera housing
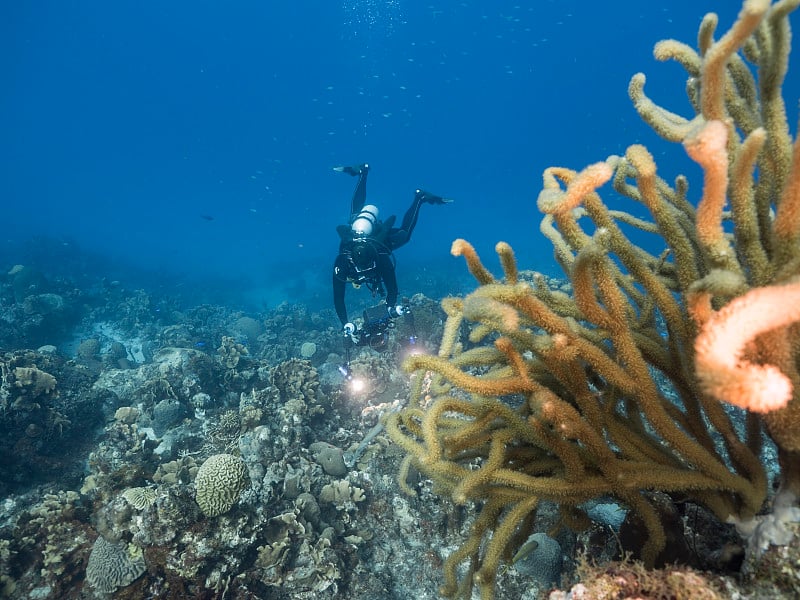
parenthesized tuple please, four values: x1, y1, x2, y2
(360, 303, 394, 350)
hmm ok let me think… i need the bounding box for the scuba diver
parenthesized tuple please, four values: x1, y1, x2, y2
(332, 163, 451, 349)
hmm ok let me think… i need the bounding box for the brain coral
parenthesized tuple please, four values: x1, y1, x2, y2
(121, 487, 157, 510)
(85, 536, 146, 593)
(195, 453, 249, 517)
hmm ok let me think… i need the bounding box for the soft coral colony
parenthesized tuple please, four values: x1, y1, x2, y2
(385, 0, 800, 598)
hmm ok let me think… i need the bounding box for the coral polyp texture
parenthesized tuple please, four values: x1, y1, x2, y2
(386, 0, 800, 598)
(194, 453, 250, 517)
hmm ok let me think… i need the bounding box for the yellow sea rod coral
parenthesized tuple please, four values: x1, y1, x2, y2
(386, 1, 800, 598)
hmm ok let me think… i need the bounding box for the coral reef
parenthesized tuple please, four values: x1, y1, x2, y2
(387, 1, 800, 598)
(0, 351, 104, 495)
(548, 555, 734, 600)
(0, 287, 452, 598)
(1, 265, 81, 348)
(2, 244, 792, 599)
(1, 490, 93, 598)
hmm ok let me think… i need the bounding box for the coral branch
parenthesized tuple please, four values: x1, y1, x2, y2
(695, 281, 800, 412)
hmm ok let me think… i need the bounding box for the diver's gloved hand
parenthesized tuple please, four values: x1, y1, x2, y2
(388, 305, 407, 319)
(343, 322, 360, 345)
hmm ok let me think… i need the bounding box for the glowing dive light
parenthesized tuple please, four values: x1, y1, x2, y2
(349, 377, 367, 393)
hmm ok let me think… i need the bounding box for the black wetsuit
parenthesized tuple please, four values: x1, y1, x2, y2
(332, 167, 430, 326)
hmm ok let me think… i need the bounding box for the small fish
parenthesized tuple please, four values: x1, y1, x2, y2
(511, 539, 539, 565)
(194, 341, 207, 348)
(200, 215, 215, 221)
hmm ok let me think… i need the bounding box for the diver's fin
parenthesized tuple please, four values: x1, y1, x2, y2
(416, 189, 453, 205)
(333, 163, 369, 176)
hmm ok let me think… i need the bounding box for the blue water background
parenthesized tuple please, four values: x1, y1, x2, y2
(3, 1, 798, 310)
